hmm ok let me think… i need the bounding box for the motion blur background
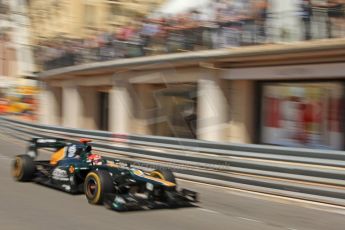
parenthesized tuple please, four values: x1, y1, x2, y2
(0, 0, 345, 149)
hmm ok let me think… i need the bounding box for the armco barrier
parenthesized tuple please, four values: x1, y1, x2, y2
(1, 116, 345, 206)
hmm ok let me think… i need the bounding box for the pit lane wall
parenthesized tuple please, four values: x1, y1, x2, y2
(2, 116, 345, 207)
(37, 39, 345, 151)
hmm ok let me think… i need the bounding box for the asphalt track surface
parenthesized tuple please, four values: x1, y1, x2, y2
(1, 133, 345, 230)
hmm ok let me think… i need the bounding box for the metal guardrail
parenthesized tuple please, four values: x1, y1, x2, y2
(1, 116, 345, 206)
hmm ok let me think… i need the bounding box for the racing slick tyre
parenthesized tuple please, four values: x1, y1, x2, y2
(12, 155, 35, 182)
(84, 170, 114, 205)
(150, 169, 178, 206)
(150, 169, 176, 184)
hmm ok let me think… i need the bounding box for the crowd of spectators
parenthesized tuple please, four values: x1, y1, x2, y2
(36, 0, 345, 71)
(301, 0, 345, 40)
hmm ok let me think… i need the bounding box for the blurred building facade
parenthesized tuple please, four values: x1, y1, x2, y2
(0, 0, 15, 94)
(27, 0, 165, 72)
(0, 0, 35, 91)
(0, 0, 37, 120)
(28, 0, 164, 40)
(30, 0, 345, 72)
(38, 38, 345, 150)
(34, 0, 345, 150)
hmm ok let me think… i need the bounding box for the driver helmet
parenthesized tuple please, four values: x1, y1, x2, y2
(87, 154, 103, 165)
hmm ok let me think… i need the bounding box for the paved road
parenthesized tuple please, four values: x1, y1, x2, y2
(0, 133, 345, 230)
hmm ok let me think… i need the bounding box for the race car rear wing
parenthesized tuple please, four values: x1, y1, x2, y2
(26, 138, 68, 158)
(30, 138, 67, 148)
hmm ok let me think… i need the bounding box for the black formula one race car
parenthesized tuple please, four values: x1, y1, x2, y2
(12, 138, 198, 211)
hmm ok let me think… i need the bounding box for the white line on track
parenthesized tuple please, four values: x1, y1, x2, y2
(198, 208, 220, 214)
(0, 154, 11, 160)
(236, 217, 300, 230)
(0, 156, 10, 159)
(236, 216, 262, 223)
(0, 158, 11, 161)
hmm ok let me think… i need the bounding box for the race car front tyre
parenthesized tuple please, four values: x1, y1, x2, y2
(150, 169, 176, 184)
(84, 170, 114, 205)
(12, 155, 35, 182)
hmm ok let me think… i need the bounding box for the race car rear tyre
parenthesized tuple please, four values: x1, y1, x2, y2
(12, 155, 35, 182)
(84, 170, 114, 205)
(150, 169, 176, 184)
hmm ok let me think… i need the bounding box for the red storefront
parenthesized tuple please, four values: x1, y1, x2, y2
(260, 82, 344, 150)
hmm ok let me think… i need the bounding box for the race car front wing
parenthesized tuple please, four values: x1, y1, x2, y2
(103, 188, 198, 211)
